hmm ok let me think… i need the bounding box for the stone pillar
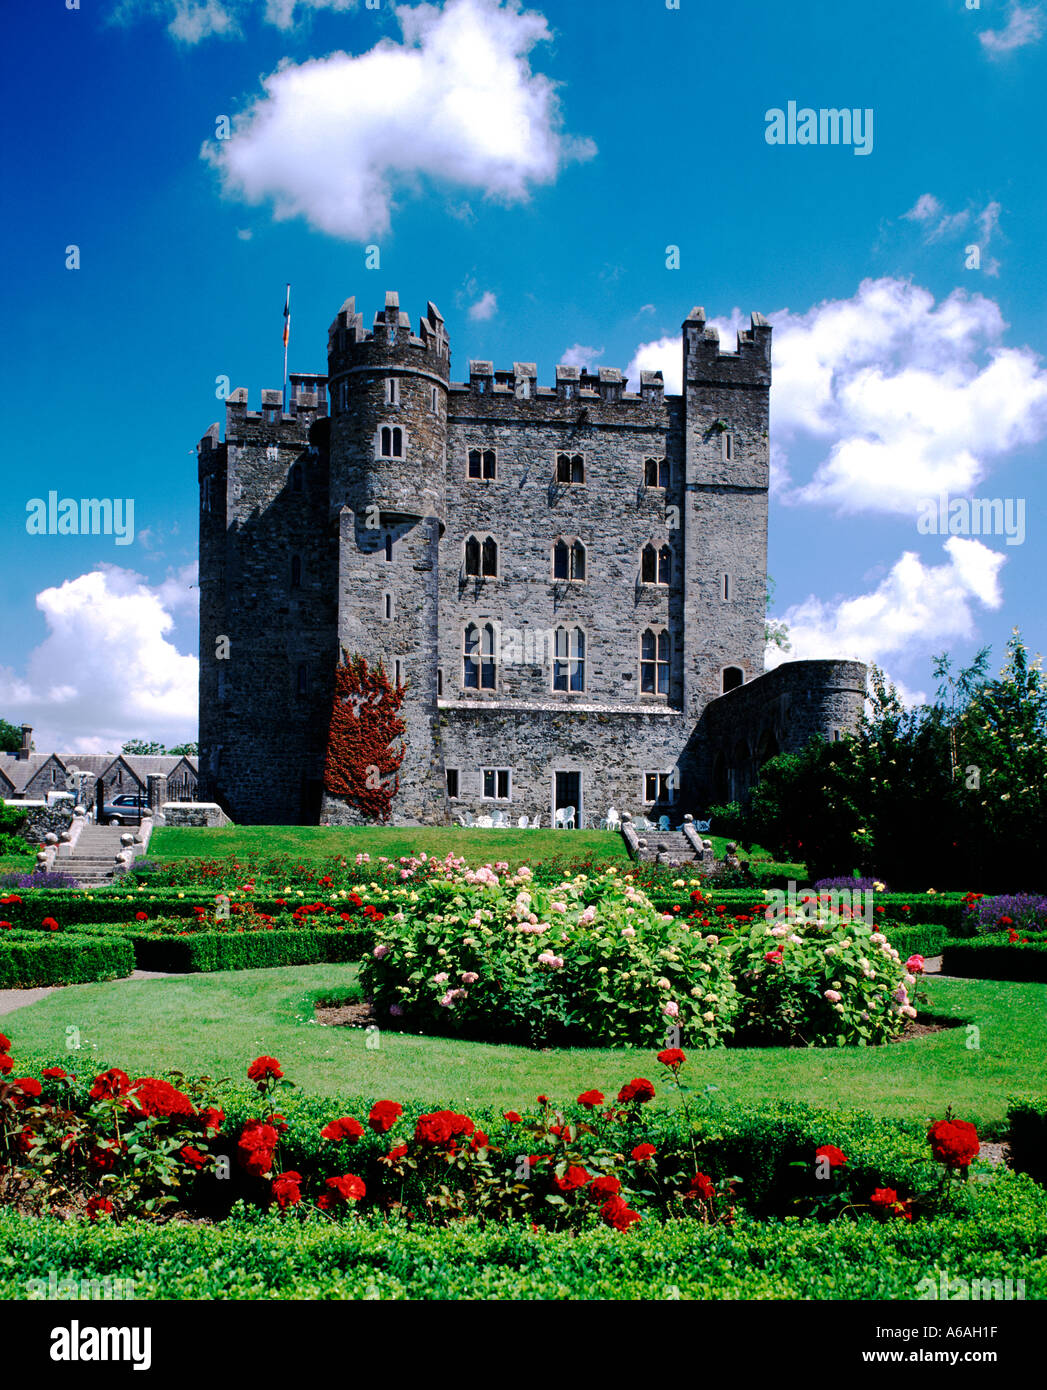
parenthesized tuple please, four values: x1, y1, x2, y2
(147, 774, 169, 821)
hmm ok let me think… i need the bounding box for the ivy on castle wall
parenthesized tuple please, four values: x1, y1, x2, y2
(324, 652, 407, 823)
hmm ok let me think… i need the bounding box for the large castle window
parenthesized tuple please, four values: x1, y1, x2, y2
(463, 534, 498, 578)
(640, 628, 670, 694)
(482, 768, 511, 800)
(464, 622, 496, 690)
(643, 771, 674, 804)
(722, 666, 744, 693)
(641, 543, 671, 585)
(468, 448, 496, 479)
(445, 767, 458, 797)
(553, 539, 586, 581)
(556, 453, 584, 485)
(380, 426, 403, 458)
(644, 458, 669, 489)
(553, 626, 586, 692)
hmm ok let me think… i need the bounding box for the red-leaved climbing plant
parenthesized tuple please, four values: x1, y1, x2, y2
(324, 652, 406, 822)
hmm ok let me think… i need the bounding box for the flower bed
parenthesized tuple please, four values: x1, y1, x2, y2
(0, 1035, 1008, 1237)
(0, 930, 134, 988)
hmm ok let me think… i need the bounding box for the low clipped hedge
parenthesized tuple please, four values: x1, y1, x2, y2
(0, 930, 133, 988)
(99, 926, 371, 974)
(4, 1177, 1046, 1299)
(1008, 1097, 1047, 1187)
(942, 937, 1047, 983)
(880, 923, 949, 959)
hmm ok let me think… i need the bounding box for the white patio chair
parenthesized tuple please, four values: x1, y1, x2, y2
(556, 805, 575, 829)
(658, 815, 671, 832)
(475, 814, 493, 828)
(517, 815, 530, 829)
(491, 809, 507, 828)
(458, 810, 475, 827)
(529, 814, 541, 829)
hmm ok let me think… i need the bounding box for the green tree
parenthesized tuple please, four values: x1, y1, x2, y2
(122, 739, 167, 756)
(168, 742, 199, 756)
(0, 718, 26, 754)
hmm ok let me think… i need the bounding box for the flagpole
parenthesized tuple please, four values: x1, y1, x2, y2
(282, 283, 290, 412)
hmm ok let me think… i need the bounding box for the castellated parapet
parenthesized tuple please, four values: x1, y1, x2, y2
(198, 291, 865, 827)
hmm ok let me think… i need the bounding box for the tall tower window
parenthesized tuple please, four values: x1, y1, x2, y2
(380, 426, 403, 458)
(556, 453, 584, 485)
(382, 592, 393, 620)
(468, 448, 496, 479)
(394, 659, 403, 687)
(384, 535, 393, 563)
(290, 554, 302, 588)
(644, 458, 669, 489)
(552, 539, 586, 581)
(437, 668, 444, 697)
(386, 377, 399, 406)
(552, 626, 586, 692)
(464, 622, 497, 689)
(640, 628, 670, 694)
(722, 432, 734, 461)
(641, 543, 671, 585)
(722, 573, 730, 602)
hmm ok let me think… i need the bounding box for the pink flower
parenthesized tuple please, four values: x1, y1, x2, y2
(433, 972, 449, 983)
(373, 944, 390, 960)
(461, 971, 479, 984)
(622, 926, 636, 938)
(905, 954, 925, 975)
(662, 1001, 679, 1018)
(823, 989, 841, 1003)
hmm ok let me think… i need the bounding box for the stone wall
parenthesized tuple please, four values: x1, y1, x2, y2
(161, 802, 232, 828)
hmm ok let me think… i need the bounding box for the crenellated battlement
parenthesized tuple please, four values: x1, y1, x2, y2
(327, 292, 450, 373)
(450, 358, 664, 405)
(223, 376, 328, 439)
(684, 307, 771, 387)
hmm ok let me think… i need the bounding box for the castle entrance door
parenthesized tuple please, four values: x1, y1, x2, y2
(553, 770, 582, 829)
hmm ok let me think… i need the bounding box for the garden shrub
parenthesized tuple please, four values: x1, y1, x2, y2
(0, 930, 133, 987)
(1008, 1097, 1047, 1187)
(881, 924, 948, 959)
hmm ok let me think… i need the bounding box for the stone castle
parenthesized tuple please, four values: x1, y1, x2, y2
(197, 291, 865, 826)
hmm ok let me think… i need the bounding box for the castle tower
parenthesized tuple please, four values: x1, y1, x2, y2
(321, 292, 451, 824)
(681, 308, 772, 722)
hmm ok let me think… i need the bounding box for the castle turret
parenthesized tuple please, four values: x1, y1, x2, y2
(322, 292, 451, 824)
(681, 307, 772, 721)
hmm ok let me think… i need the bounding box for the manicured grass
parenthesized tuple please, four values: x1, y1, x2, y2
(5, 966, 1042, 1130)
(148, 824, 631, 864)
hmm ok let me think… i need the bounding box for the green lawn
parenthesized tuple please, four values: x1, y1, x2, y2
(5, 966, 1041, 1130)
(148, 824, 631, 864)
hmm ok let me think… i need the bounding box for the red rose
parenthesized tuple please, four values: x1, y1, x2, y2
(553, 1164, 590, 1192)
(198, 1106, 225, 1136)
(321, 1116, 364, 1143)
(870, 1187, 898, 1208)
(617, 1078, 655, 1105)
(127, 1077, 195, 1120)
(237, 1119, 278, 1176)
(179, 1146, 207, 1171)
(89, 1068, 131, 1102)
(0, 1032, 10, 1054)
(816, 1144, 849, 1170)
(85, 1196, 114, 1222)
(415, 1110, 474, 1145)
(135, 912, 148, 922)
(537, 1094, 549, 1105)
(600, 1195, 641, 1232)
(385, 1143, 408, 1162)
(0, 1055, 13, 1076)
(42, 1066, 68, 1080)
(470, 1130, 489, 1152)
(271, 1171, 303, 1209)
(502, 1111, 523, 1124)
(577, 1089, 605, 1109)
(0, 895, 22, 905)
(325, 1173, 366, 1203)
(631, 1144, 656, 1163)
(247, 1055, 283, 1084)
(688, 1171, 715, 1201)
(0, 922, 10, 931)
(368, 1099, 403, 1134)
(41, 917, 60, 932)
(927, 1119, 979, 1169)
(589, 1174, 621, 1199)
(656, 1049, 686, 1071)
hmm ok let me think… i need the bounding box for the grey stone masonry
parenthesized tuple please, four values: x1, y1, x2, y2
(198, 292, 866, 825)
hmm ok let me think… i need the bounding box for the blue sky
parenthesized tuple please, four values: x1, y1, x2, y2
(3, 0, 1046, 749)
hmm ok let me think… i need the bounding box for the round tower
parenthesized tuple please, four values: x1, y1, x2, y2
(322, 292, 451, 825)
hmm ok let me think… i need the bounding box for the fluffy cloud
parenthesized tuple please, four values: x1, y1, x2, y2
(628, 278, 1047, 518)
(766, 539, 1006, 688)
(110, 0, 360, 41)
(559, 342, 603, 369)
(467, 290, 498, 321)
(979, 2, 1044, 55)
(201, 0, 595, 240)
(900, 193, 1001, 273)
(0, 566, 198, 752)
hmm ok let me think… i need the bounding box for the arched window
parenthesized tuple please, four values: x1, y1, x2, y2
(552, 538, 586, 581)
(290, 554, 302, 588)
(379, 426, 403, 459)
(556, 453, 584, 485)
(464, 623, 497, 690)
(465, 535, 497, 577)
(291, 462, 303, 493)
(658, 544, 671, 585)
(644, 458, 669, 489)
(643, 543, 670, 584)
(464, 535, 481, 576)
(640, 629, 670, 694)
(722, 666, 744, 693)
(481, 536, 498, 577)
(553, 626, 586, 692)
(381, 426, 391, 457)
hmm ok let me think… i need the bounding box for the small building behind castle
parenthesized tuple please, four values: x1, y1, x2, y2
(197, 291, 865, 826)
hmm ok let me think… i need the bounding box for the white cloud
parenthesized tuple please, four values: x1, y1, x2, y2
(559, 342, 603, 369)
(624, 278, 1047, 519)
(765, 539, 1006, 680)
(0, 566, 198, 751)
(467, 290, 498, 321)
(201, 0, 596, 240)
(979, 2, 1045, 55)
(900, 192, 1001, 270)
(236, 227, 253, 240)
(263, 0, 358, 27)
(110, 0, 242, 43)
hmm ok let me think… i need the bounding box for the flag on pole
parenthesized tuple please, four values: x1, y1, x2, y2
(282, 284, 291, 349)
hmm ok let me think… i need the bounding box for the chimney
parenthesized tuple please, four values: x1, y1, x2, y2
(18, 725, 31, 761)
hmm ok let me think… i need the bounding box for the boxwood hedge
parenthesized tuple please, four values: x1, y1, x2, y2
(942, 937, 1047, 983)
(0, 930, 134, 988)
